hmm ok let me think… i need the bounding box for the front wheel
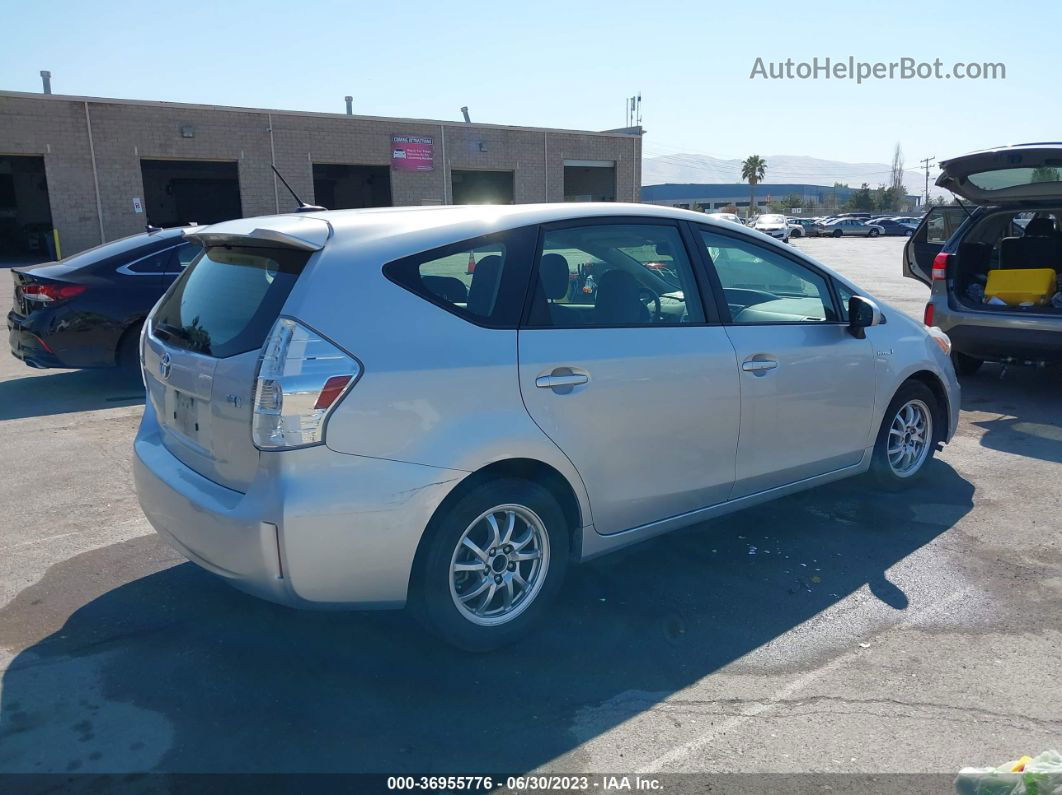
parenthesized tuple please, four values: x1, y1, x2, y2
(869, 381, 941, 489)
(411, 478, 570, 651)
(833, 228, 843, 238)
(868, 228, 880, 237)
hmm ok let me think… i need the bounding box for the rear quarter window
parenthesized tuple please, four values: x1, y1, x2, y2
(383, 226, 537, 328)
(152, 246, 309, 358)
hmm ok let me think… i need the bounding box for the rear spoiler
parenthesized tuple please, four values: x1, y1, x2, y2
(183, 216, 332, 252)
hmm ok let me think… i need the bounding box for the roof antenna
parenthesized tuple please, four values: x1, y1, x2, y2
(271, 164, 327, 212)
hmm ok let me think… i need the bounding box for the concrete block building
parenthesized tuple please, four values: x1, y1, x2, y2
(0, 90, 642, 257)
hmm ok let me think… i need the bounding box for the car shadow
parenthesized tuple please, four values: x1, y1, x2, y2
(0, 461, 973, 774)
(962, 363, 1062, 464)
(0, 369, 144, 421)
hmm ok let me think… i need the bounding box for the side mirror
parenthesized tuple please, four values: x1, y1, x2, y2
(848, 295, 881, 339)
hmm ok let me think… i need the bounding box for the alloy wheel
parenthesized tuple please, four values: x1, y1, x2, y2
(449, 504, 550, 626)
(887, 399, 933, 477)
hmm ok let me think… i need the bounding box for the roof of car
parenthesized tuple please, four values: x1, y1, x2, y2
(194, 202, 797, 253)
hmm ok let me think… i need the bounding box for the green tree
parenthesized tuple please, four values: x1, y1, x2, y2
(741, 155, 767, 219)
(846, 183, 875, 211)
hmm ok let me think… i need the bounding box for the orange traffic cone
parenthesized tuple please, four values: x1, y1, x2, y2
(466, 251, 476, 274)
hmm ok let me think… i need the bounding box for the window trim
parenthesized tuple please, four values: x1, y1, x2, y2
(382, 225, 537, 330)
(518, 215, 718, 330)
(692, 224, 845, 326)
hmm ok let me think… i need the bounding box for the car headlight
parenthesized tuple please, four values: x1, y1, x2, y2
(927, 326, 952, 356)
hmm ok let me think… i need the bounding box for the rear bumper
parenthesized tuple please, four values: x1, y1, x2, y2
(8, 311, 64, 368)
(134, 403, 467, 609)
(934, 301, 1062, 363)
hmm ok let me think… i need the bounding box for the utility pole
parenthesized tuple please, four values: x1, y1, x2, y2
(920, 156, 935, 208)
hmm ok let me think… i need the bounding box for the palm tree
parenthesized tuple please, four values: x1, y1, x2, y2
(741, 155, 767, 220)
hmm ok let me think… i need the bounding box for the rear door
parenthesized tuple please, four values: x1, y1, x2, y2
(144, 244, 313, 492)
(518, 219, 740, 535)
(903, 206, 968, 284)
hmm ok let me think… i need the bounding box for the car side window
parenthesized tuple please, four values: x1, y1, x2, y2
(698, 230, 838, 324)
(383, 227, 536, 328)
(123, 247, 174, 274)
(524, 223, 705, 328)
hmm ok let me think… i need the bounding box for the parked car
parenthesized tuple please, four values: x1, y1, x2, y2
(836, 212, 873, 220)
(904, 143, 1062, 375)
(752, 213, 791, 241)
(788, 218, 819, 237)
(705, 212, 743, 225)
(8, 227, 203, 374)
(873, 218, 917, 237)
(134, 204, 959, 650)
(892, 216, 921, 225)
(816, 218, 884, 238)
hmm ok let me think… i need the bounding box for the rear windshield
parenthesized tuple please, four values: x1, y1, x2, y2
(968, 165, 1062, 191)
(152, 246, 308, 358)
(57, 231, 179, 269)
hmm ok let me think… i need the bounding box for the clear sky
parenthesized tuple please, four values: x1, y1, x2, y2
(2, 0, 1057, 173)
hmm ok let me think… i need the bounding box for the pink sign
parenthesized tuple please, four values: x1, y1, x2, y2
(391, 135, 434, 172)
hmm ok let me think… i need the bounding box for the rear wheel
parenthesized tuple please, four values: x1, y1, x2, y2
(869, 381, 941, 489)
(952, 351, 983, 376)
(412, 478, 570, 651)
(116, 322, 143, 380)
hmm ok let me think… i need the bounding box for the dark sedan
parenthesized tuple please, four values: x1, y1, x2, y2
(873, 218, 917, 236)
(8, 227, 202, 374)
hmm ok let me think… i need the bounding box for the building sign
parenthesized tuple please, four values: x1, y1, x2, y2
(391, 135, 434, 172)
(132, 197, 143, 214)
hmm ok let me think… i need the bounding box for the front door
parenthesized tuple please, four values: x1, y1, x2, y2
(518, 220, 740, 535)
(695, 227, 877, 497)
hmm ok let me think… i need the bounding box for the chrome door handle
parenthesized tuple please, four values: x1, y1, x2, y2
(741, 359, 778, 372)
(536, 373, 589, 389)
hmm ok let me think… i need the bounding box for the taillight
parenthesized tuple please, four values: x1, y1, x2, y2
(252, 318, 361, 450)
(931, 252, 950, 281)
(923, 302, 934, 326)
(20, 283, 87, 303)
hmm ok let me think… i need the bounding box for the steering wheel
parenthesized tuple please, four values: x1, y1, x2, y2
(637, 287, 662, 321)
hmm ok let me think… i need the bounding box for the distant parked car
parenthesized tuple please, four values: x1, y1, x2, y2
(8, 226, 203, 374)
(753, 213, 791, 241)
(705, 212, 743, 225)
(815, 218, 883, 238)
(891, 217, 920, 226)
(873, 218, 917, 237)
(788, 218, 819, 237)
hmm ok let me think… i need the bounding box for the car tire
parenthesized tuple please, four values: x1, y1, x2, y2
(833, 228, 843, 238)
(951, 351, 983, 376)
(116, 322, 143, 379)
(869, 228, 880, 237)
(411, 477, 570, 652)
(868, 381, 941, 490)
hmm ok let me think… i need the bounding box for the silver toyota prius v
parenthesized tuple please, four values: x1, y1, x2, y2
(133, 203, 960, 650)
